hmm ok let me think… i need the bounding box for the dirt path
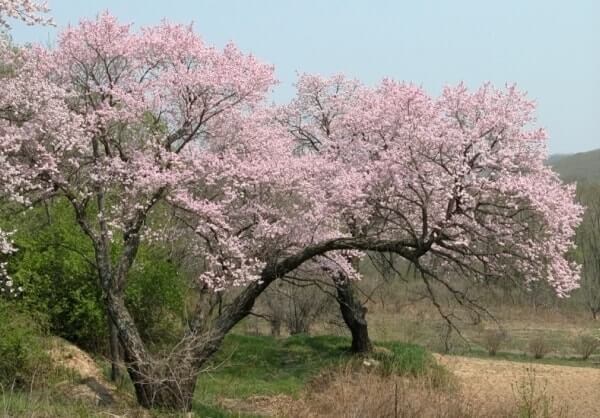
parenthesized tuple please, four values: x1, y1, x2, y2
(435, 354, 600, 417)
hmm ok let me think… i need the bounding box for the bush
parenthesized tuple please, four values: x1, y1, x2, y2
(260, 281, 332, 336)
(430, 322, 466, 354)
(0, 300, 50, 389)
(4, 201, 189, 353)
(481, 328, 509, 356)
(6, 203, 106, 351)
(125, 246, 187, 348)
(528, 336, 551, 359)
(572, 334, 600, 360)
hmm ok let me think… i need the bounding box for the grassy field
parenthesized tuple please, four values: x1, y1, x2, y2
(364, 303, 600, 364)
(1, 334, 435, 418)
(193, 334, 437, 417)
(4, 295, 600, 417)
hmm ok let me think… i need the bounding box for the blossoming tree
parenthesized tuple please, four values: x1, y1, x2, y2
(0, 12, 582, 411)
(279, 73, 583, 351)
(0, 0, 51, 289)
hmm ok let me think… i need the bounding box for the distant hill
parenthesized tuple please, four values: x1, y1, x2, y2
(548, 148, 600, 183)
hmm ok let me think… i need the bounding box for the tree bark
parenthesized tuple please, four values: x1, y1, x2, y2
(334, 276, 372, 353)
(126, 357, 199, 411)
(103, 290, 199, 410)
(107, 316, 122, 382)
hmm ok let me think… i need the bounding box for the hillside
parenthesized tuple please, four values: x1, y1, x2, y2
(548, 148, 600, 183)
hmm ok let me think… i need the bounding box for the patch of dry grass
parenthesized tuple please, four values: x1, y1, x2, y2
(280, 366, 491, 418)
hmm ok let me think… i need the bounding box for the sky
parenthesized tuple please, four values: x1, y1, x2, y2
(8, 0, 600, 154)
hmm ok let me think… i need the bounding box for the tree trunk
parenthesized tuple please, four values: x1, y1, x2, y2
(126, 359, 199, 411)
(334, 276, 372, 353)
(98, 237, 393, 411)
(106, 293, 200, 410)
(107, 316, 122, 382)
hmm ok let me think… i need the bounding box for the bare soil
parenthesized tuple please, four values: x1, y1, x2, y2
(436, 354, 600, 417)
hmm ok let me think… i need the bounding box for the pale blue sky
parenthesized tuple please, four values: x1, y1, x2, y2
(8, 0, 600, 154)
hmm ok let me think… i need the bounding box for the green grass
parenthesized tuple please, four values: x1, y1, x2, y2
(460, 347, 600, 369)
(0, 389, 102, 418)
(193, 333, 433, 413)
(3, 333, 435, 417)
(11, 330, 599, 417)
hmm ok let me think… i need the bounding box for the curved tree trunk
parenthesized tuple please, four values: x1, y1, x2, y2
(334, 275, 372, 353)
(98, 236, 418, 411)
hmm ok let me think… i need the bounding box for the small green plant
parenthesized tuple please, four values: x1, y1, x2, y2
(512, 367, 568, 418)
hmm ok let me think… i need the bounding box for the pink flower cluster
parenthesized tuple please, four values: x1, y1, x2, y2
(0, 0, 52, 28)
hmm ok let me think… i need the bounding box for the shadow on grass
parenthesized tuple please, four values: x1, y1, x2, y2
(193, 333, 433, 416)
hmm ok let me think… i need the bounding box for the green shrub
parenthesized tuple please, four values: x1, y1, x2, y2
(481, 328, 509, 356)
(7, 203, 106, 351)
(4, 200, 189, 353)
(0, 300, 50, 389)
(125, 246, 187, 348)
(572, 334, 600, 360)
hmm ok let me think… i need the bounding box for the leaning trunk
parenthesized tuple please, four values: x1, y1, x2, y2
(334, 276, 372, 353)
(99, 238, 350, 411)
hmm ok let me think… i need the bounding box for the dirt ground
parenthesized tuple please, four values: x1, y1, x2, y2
(48, 337, 124, 407)
(435, 354, 600, 417)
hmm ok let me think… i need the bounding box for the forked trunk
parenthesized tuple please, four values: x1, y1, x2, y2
(100, 238, 366, 411)
(105, 285, 235, 411)
(334, 276, 372, 353)
(108, 294, 201, 410)
(126, 359, 199, 411)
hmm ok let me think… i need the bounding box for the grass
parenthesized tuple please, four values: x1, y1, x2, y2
(459, 347, 600, 369)
(1, 388, 104, 418)
(194, 334, 432, 410)
(7, 322, 590, 417)
(92, 333, 434, 417)
(367, 305, 600, 362)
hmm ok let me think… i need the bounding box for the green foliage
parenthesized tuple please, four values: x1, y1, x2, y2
(367, 342, 436, 377)
(0, 300, 50, 389)
(2, 200, 189, 353)
(126, 246, 187, 348)
(572, 182, 600, 319)
(6, 202, 106, 351)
